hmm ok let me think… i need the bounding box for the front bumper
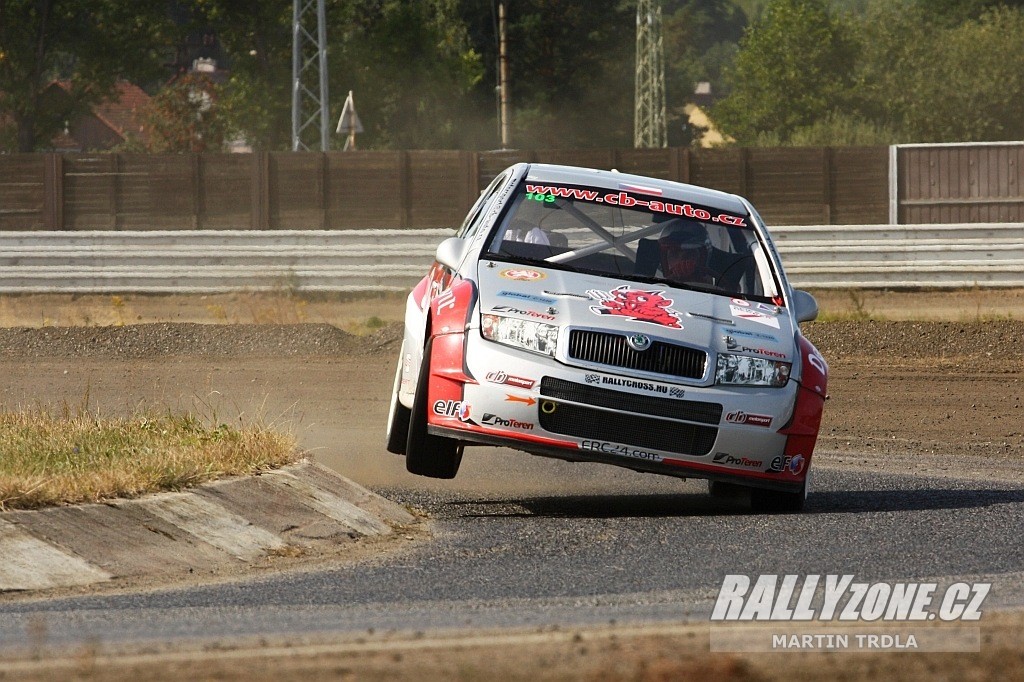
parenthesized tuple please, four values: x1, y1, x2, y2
(425, 331, 818, 492)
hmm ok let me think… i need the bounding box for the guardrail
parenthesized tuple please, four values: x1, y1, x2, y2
(0, 224, 1021, 293)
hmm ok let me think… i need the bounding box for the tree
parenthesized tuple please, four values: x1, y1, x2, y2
(190, 0, 292, 150)
(0, 0, 175, 151)
(328, 0, 484, 149)
(711, 0, 857, 145)
(137, 73, 228, 152)
(855, 3, 1024, 142)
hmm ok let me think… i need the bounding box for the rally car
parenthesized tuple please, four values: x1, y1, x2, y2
(385, 163, 827, 512)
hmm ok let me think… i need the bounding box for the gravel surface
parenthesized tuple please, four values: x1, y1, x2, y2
(0, 323, 403, 358)
(1, 319, 1023, 363)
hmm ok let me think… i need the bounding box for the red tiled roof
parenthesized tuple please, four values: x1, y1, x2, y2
(93, 81, 150, 138)
(50, 79, 150, 141)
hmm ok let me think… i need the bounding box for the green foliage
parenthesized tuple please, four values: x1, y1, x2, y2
(7, 0, 1024, 152)
(751, 114, 898, 147)
(138, 73, 229, 153)
(849, 2, 1024, 143)
(329, 0, 485, 149)
(193, 0, 292, 150)
(499, 0, 635, 149)
(712, 0, 857, 145)
(0, 0, 175, 151)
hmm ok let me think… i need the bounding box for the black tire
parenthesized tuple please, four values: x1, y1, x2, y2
(707, 480, 746, 500)
(385, 342, 411, 455)
(749, 482, 807, 513)
(405, 338, 463, 479)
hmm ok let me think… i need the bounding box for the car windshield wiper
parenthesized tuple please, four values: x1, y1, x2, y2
(482, 251, 585, 273)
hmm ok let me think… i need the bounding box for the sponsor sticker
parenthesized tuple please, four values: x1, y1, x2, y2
(724, 335, 787, 359)
(713, 452, 762, 469)
(730, 304, 781, 329)
(481, 413, 534, 430)
(581, 373, 685, 398)
(433, 400, 471, 422)
(588, 285, 683, 328)
(580, 440, 663, 462)
(485, 371, 535, 389)
(767, 454, 805, 475)
(490, 304, 556, 321)
(499, 268, 546, 281)
(498, 290, 557, 305)
(725, 411, 773, 428)
(728, 328, 779, 343)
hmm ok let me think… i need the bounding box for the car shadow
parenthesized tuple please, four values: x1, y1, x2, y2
(445, 486, 1024, 519)
(805, 487, 1024, 515)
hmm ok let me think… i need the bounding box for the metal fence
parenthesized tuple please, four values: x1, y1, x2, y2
(1, 224, 1019, 293)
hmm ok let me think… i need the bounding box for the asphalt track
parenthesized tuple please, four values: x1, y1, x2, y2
(1, 452, 1023, 653)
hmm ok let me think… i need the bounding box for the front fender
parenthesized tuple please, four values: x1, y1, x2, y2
(426, 279, 479, 427)
(776, 335, 828, 481)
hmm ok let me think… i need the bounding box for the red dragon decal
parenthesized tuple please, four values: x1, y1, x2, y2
(587, 285, 682, 328)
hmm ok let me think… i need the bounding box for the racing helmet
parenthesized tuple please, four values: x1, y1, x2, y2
(657, 221, 711, 281)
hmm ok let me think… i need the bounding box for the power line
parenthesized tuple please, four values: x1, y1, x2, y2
(634, 0, 667, 148)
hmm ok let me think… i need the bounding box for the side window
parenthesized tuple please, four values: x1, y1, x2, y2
(456, 171, 509, 239)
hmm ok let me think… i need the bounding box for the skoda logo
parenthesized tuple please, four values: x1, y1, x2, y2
(626, 333, 652, 351)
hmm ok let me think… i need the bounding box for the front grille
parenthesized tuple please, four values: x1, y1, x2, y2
(567, 329, 707, 380)
(538, 401, 718, 457)
(540, 377, 722, 425)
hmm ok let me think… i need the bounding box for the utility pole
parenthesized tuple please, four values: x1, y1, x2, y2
(497, 0, 510, 149)
(292, 0, 330, 151)
(634, 0, 667, 148)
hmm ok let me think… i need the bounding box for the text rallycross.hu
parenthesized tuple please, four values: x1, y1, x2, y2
(711, 575, 990, 622)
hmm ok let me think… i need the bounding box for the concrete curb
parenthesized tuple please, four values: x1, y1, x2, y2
(0, 460, 416, 593)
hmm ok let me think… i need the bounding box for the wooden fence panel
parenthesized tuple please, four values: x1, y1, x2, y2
(477, 150, 533, 186)
(689, 148, 745, 196)
(117, 154, 195, 230)
(832, 146, 888, 224)
(407, 150, 476, 228)
(271, 152, 324, 229)
(615, 148, 673, 179)
(63, 155, 119, 230)
(325, 151, 403, 229)
(0, 154, 45, 230)
(534, 148, 615, 172)
(5, 144, 1010, 230)
(200, 154, 252, 229)
(745, 147, 829, 225)
(900, 143, 1024, 224)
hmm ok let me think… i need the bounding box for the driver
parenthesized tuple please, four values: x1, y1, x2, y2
(657, 221, 714, 284)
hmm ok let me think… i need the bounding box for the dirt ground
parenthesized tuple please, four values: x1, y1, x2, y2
(1, 288, 1023, 680)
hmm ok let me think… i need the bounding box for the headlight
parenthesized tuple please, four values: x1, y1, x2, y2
(481, 314, 558, 357)
(715, 353, 791, 387)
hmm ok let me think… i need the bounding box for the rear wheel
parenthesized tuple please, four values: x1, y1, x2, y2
(405, 338, 463, 479)
(385, 341, 411, 455)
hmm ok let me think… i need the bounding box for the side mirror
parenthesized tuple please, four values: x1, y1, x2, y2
(435, 237, 470, 271)
(793, 290, 819, 323)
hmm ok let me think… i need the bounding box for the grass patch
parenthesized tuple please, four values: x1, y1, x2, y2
(0, 407, 298, 511)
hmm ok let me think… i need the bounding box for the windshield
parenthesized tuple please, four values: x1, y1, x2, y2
(483, 180, 781, 302)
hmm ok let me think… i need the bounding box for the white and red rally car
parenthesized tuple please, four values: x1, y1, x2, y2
(386, 163, 827, 512)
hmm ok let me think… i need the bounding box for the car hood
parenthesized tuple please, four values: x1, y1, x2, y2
(476, 263, 797, 360)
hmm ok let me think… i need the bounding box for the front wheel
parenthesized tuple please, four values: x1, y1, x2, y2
(749, 473, 809, 513)
(385, 341, 411, 455)
(405, 338, 463, 479)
